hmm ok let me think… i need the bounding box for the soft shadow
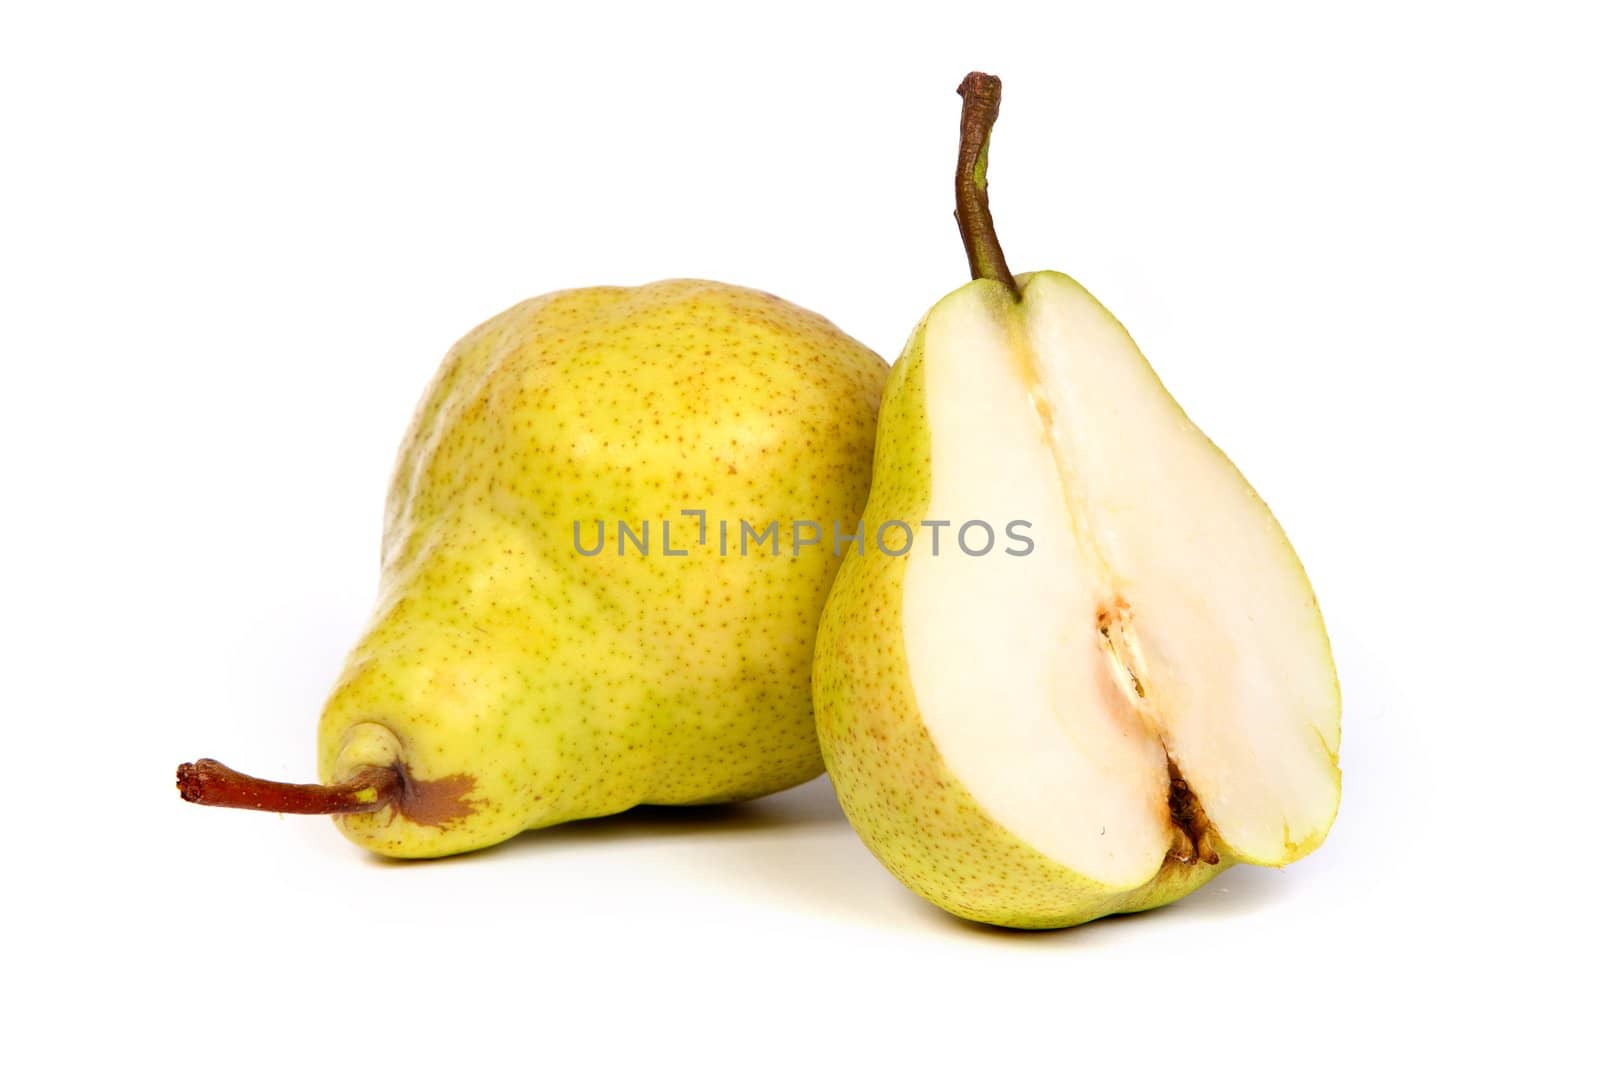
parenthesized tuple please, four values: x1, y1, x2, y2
(928, 862, 1299, 943)
(1168, 863, 1297, 916)
(365, 775, 847, 867)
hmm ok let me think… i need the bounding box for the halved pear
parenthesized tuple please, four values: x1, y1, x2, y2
(813, 73, 1339, 929)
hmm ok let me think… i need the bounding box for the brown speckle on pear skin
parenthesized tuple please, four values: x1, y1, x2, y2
(394, 769, 481, 830)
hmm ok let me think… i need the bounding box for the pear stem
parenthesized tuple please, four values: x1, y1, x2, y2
(954, 71, 1018, 297)
(176, 758, 401, 816)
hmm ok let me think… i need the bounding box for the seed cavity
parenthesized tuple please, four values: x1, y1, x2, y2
(1165, 758, 1220, 866)
(1095, 600, 1219, 867)
(1097, 599, 1149, 705)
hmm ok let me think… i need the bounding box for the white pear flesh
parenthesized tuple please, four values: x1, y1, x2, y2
(901, 271, 1340, 891)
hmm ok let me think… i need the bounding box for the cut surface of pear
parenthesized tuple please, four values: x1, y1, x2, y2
(906, 272, 1338, 887)
(815, 273, 1341, 927)
(812, 72, 1340, 929)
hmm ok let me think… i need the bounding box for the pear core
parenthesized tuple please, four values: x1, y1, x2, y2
(899, 272, 1340, 890)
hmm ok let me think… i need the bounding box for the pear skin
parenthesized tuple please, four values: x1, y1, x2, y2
(183, 280, 887, 857)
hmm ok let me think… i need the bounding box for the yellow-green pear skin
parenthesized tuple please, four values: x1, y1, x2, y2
(813, 274, 1339, 929)
(318, 280, 887, 857)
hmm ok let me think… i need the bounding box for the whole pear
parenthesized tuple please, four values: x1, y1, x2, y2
(181, 280, 887, 857)
(813, 75, 1340, 928)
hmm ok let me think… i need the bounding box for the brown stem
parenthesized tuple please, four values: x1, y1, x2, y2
(954, 71, 1018, 296)
(176, 758, 401, 815)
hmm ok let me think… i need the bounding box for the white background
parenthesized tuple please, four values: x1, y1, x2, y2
(4, 1, 1596, 1061)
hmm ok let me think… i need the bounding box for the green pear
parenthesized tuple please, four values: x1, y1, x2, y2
(179, 280, 887, 857)
(812, 74, 1341, 928)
